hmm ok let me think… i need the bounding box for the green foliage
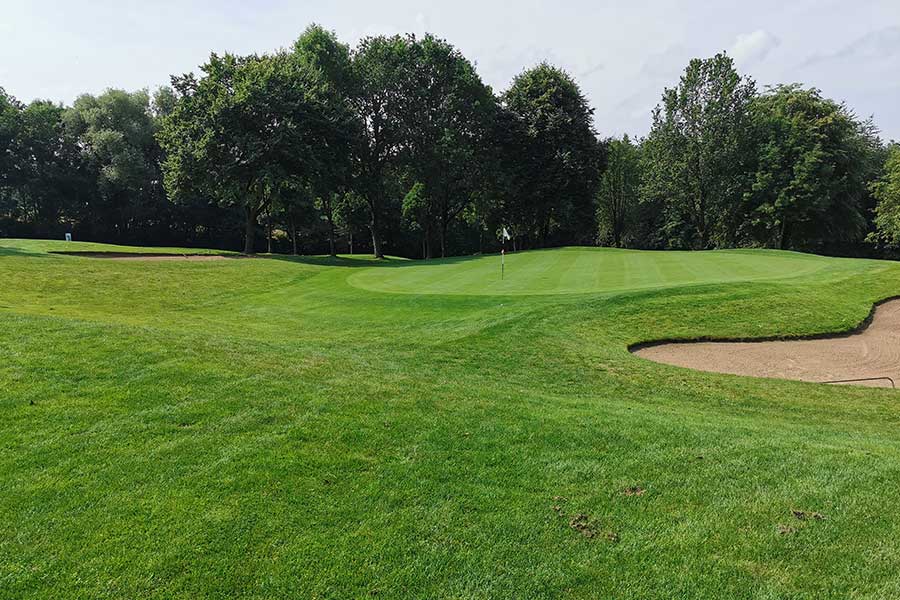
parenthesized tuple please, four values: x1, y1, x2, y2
(158, 51, 348, 253)
(1, 31, 896, 258)
(293, 24, 354, 95)
(503, 63, 601, 247)
(642, 53, 756, 249)
(290, 27, 357, 257)
(346, 33, 494, 258)
(17, 101, 86, 232)
(349, 34, 412, 258)
(150, 86, 177, 119)
(64, 89, 164, 240)
(0, 91, 93, 237)
(333, 190, 369, 253)
(401, 181, 433, 257)
(0, 88, 20, 190)
(475, 104, 531, 248)
(870, 145, 900, 245)
(596, 135, 641, 247)
(292, 24, 355, 196)
(401, 181, 428, 228)
(746, 85, 883, 249)
(0, 89, 23, 231)
(398, 34, 495, 257)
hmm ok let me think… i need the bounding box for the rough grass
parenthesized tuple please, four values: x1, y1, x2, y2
(2, 239, 900, 599)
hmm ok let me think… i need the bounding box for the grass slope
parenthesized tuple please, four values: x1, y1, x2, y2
(2, 239, 900, 599)
(348, 246, 848, 296)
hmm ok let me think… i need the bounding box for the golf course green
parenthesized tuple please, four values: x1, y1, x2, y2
(348, 246, 841, 295)
(3, 239, 900, 599)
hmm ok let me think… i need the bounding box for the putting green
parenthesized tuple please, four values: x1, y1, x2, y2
(348, 247, 842, 295)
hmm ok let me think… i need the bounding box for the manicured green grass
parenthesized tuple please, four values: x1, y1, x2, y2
(2, 238, 900, 599)
(348, 246, 854, 296)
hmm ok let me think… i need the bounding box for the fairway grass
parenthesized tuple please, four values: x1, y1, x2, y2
(3, 239, 900, 599)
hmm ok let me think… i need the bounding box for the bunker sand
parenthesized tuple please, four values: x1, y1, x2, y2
(634, 298, 900, 388)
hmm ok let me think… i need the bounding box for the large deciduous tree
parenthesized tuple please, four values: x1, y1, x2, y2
(870, 145, 900, 246)
(18, 101, 87, 234)
(642, 53, 756, 249)
(293, 25, 355, 256)
(476, 104, 530, 251)
(0, 88, 20, 193)
(398, 34, 495, 258)
(64, 89, 163, 241)
(158, 51, 347, 254)
(503, 63, 601, 248)
(0, 90, 92, 239)
(350, 35, 410, 258)
(0, 89, 23, 229)
(596, 135, 642, 248)
(746, 85, 882, 249)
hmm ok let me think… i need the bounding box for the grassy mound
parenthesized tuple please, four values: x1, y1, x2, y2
(2, 238, 900, 599)
(347, 246, 852, 295)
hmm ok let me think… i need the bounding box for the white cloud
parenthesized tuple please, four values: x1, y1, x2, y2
(802, 26, 900, 67)
(414, 12, 428, 36)
(730, 30, 780, 65)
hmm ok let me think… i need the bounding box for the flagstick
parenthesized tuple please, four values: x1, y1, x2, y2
(500, 226, 509, 280)
(501, 231, 506, 280)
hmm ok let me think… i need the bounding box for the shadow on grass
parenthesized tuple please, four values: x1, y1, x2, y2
(0, 245, 52, 258)
(49, 251, 237, 260)
(265, 252, 502, 269)
(264, 254, 414, 269)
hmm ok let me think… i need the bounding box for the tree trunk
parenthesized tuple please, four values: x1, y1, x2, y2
(243, 205, 257, 255)
(327, 214, 336, 257)
(266, 212, 272, 254)
(290, 216, 298, 255)
(697, 190, 708, 249)
(349, 231, 354, 255)
(370, 214, 384, 259)
(425, 223, 434, 259)
(440, 220, 447, 258)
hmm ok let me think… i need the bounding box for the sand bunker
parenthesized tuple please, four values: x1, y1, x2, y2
(633, 298, 900, 388)
(53, 251, 234, 261)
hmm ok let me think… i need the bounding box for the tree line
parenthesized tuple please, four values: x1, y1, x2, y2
(601, 55, 898, 254)
(2, 26, 899, 257)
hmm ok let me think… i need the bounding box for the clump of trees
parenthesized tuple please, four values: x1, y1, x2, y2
(596, 135, 640, 248)
(601, 54, 890, 254)
(1, 27, 898, 258)
(869, 145, 900, 245)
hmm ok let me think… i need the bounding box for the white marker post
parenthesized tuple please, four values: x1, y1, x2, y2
(500, 226, 511, 280)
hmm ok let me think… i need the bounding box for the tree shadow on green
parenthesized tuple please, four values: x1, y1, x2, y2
(264, 254, 413, 269)
(0, 245, 53, 258)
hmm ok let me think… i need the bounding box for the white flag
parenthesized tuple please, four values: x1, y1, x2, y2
(502, 227, 511, 241)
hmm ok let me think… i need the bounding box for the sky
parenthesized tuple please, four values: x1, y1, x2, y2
(2, 0, 899, 141)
